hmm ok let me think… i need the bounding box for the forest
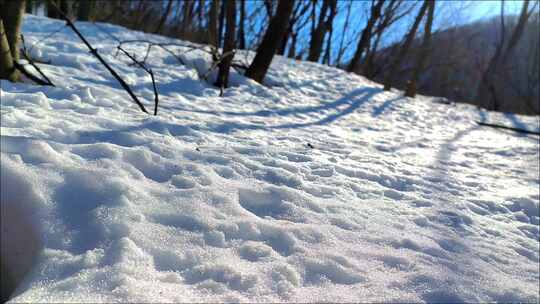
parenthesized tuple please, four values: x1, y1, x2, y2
(3, 0, 539, 114)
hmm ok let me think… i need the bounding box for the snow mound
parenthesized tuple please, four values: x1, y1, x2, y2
(0, 15, 539, 302)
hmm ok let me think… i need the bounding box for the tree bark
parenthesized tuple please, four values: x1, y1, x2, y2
(405, 0, 435, 97)
(59, 0, 69, 17)
(77, 0, 94, 21)
(245, 0, 294, 83)
(307, 0, 336, 62)
(0, 0, 25, 82)
(154, 0, 173, 33)
(1, 0, 25, 61)
(215, 0, 236, 89)
(476, 0, 532, 110)
(322, 0, 337, 65)
(181, 0, 195, 37)
(383, 0, 430, 91)
(208, 0, 218, 47)
(217, 0, 225, 47)
(0, 19, 17, 82)
(26, 0, 33, 14)
(238, 0, 246, 49)
(347, 0, 385, 72)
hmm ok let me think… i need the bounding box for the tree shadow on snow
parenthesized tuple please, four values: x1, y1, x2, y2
(199, 87, 383, 132)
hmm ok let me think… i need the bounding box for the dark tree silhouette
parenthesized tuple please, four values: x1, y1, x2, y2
(0, 0, 25, 81)
(383, 0, 430, 91)
(215, 0, 236, 89)
(405, 0, 436, 97)
(347, 0, 385, 73)
(245, 0, 294, 83)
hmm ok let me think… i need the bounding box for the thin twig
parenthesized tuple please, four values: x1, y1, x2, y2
(117, 46, 160, 116)
(13, 61, 52, 86)
(477, 121, 540, 136)
(20, 34, 55, 86)
(27, 24, 66, 54)
(50, 2, 149, 114)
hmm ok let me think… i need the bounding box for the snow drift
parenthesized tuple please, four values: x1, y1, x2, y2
(0, 15, 539, 302)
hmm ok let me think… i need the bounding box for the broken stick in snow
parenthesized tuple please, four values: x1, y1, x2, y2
(476, 121, 540, 136)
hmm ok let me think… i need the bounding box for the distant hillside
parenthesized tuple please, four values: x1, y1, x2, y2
(369, 14, 539, 115)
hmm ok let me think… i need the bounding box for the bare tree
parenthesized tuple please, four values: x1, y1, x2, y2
(286, 1, 312, 58)
(0, 0, 25, 81)
(307, 0, 337, 62)
(383, 0, 430, 91)
(238, 0, 246, 49)
(347, 0, 385, 73)
(78, 0, 96, 21)
(245, 0, 294, 83)
(208, 0, 219, 47)
(405, 0, 436, 97)
(476, 0, 536, 110)
(322, 0, 338, 65)
(154, 0, 173, 33)
(218, 0, 225, 47)
(215, 0, 236, 89)
(363, 0, 416, 77)
(278, 1, 310, 55)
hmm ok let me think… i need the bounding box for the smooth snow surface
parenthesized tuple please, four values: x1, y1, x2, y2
(1, 15, 539, 303)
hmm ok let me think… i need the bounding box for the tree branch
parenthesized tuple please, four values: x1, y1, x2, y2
(19, 34, 54, 86)
(477, 121, 540, 136)
(116, 46, 160, 116)
(50, 2, 149, 114)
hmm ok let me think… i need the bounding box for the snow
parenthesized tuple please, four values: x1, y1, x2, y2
(1, 15, 539, 302)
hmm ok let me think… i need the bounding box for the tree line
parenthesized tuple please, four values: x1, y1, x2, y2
(1, 0, 539, 114)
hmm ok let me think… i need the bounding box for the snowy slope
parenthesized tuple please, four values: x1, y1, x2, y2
(1, 15, 539, 303)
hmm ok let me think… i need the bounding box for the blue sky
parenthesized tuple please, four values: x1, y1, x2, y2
(470, 0, 525, 21)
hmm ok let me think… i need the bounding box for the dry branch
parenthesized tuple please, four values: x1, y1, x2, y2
(50, 2, 149, 114)
(477, 121, 540, 136)
(13, 61, 52, 86)
(19, 34, 54, 86)
(116, 46, 160, 116)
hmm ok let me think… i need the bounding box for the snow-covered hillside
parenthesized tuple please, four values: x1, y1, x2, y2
(1, 15, 539, 302)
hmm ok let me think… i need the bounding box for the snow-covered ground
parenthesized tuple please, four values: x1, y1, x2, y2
(1, 15, 539, 302)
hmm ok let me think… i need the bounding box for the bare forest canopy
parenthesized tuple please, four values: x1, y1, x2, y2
(11, 0, 540, 115)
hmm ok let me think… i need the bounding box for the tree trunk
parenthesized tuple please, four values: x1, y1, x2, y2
(347, 0, 385, 72)
(238, 0, 246, 49)
(476, 0, 530, 111)
(0, 0, 25, 82)
(77, 0, 94, 21)
(47, 0, 59, 19)
(279, 1, 310, 56)
(287, 33, 297, 58)
(307, 0, 329, 62)
(383, 0, 430, 91)
(217, 0, 225, 47)
(208, 0, 218, 47)
(181, 0, 195, 37)
(215, 0, 236, 89)
(0, 19, 17, 82)
(245, 0, 294, 83)
(322, 0, 337, 65)
(25, 0, 33, 14)
(476, 0, 531, 111)
(197, 0, 205, 28)
(59, 0, 69, 17)
(153, 0, 172, 33)
(405, 0, 435, 97)
(335, 0, 352, 66)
